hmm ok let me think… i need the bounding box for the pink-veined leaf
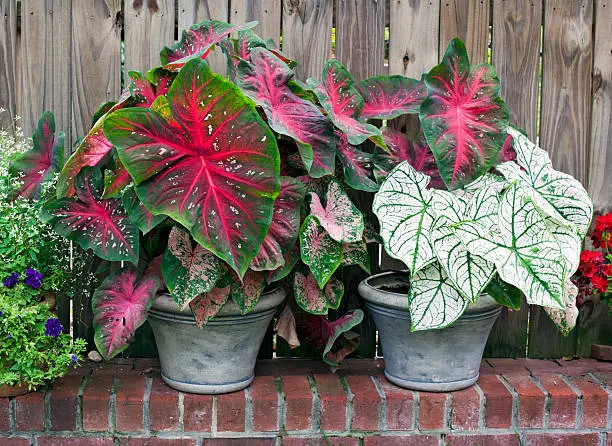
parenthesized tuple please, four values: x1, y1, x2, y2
(160, 20, 257, 69)
(41, 167, 140, 264)
(92, 268, 159, 359)
(161, 226, 222, 310)
(236, 47, 336, 178)
(10, 111, 65, 199)
(299, 216, 343, 288)
(105, 58, 280, 278)
(275, 303, 300, 349)
(336, 132, 378, 192)
(293, 267, 344, 315)
(189, 285, 231, 328)
(121, 188, 166, 234)
(375, 127, 446, 189)
(357, 75, 427, 120)
(419, 38, 509, 190)
(297, 174, 332, 197)
(230, 269, 266, 314)
(499, 132, 516, 162)
(266, 242, 300, 284)
(144, 255, 165, 292)
(103, 157, 132, 198)
(309, 181, 364, 243)
(295, 309, 363, 366)
(92, 101, 116, 127)
(128, 70, 173, 107)
(309, 59, 384, 147)
(251, 177, 305, 271)
(341, 240, 371, 273)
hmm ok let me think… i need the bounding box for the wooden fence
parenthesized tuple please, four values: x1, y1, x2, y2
(1, 0, 611, 359)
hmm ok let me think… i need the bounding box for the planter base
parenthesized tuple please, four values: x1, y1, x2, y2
(161, 372, 254, 394)
(384, 370, 478, 392)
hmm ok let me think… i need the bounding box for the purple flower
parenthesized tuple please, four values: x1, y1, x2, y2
(44, 317, 63, 338)
(6, 333, 12, 339)
(3, 272, 19, 288)
(0, 310, 3, 317)
(23, 268, 43, 289)
(70, 354, 78, 365)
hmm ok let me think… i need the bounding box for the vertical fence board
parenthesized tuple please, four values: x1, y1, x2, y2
(230, 0, 281, 43)
(484, 0, 542, 358)
(281, 0, 333, 81)
(528, 0, 593, 359)
(19, 0, 72, 140)
(178, 0, 229, 74)
(124, 0, 176, 75)
(0, 0, 18, 132)
(439, 0, 490, 63)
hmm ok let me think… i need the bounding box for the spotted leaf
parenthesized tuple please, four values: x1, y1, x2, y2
(266, 242, 300, 284)
(357, 75, 427, 120)
(121, 188, 166, 234)
(230, 269, 266, 314)
(309, 181, 364, 243)
(293, 267, 344, 315)
(336, 132, 379, 192)
(341, 240, 370, 274)
(103, 158, 132, 198)
(300, 216, 343, 288)
(189, 286, 231, 328)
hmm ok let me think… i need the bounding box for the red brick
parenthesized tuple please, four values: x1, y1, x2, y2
(116, 375, 146, 432)
(535, 373, 577, 428)
(149, 377, 178, 431)
(83, 375, 114, 431)
(505, 374, 545, 428)
(487, 358, 530, 374)
(281, 375, 313, 431)
(379, 378, 414, 430)
(120, 440, 196, 446)
(419, 392, 446, 430)
(347, 375, 381, 431)
(363, 435, 438, 446)
(314, 374, 346, 431)
(570, 375, 608, 428)
(281, 438, 359, 446)
(49, 375, 82, 431)
(451, 386, 480, 430)
(526, 433, 600, 445)
(183, 393, 213, 432)
(217, 390, 245, 432)
(37, 438, 113, 446)
(556, 358, 612, 375)
(446, 434, 520, 446)
(15, 390, 45, 431)
(0, 438, 29, 446)
(593, 344, 612, 362)
(477, 375, 512, 428)
(0, 398, 9, 431)
(203, 440, 275, 446)
(250, 375, 279, 431)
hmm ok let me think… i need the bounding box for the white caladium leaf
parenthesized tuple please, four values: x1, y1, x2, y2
(463, 172, 508, 194)
(465, 186, 503, 231)
(497, 128, 593, 237)
(545, 279, 579, 335)
(309, 181, 364, 243)
(454, 183, 567, 309)
(373, 161, 436, 274)
(547, 219, 581, 275)
(409, 261, 469, 330)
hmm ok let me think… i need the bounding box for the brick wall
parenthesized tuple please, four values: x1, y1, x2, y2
(1, 358, 611, 445)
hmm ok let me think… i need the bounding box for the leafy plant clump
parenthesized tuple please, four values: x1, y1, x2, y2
(373, 39, 593, 333)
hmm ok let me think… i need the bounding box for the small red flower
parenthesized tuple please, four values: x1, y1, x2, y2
(592, 213, 612, 249)
(590, 274, 609, 294)
(580, 250, 604, 264)
(602, 264, 612, 277)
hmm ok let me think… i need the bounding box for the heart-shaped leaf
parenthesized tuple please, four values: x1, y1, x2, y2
(92, 268, 159, 359)
(420, 38, 509, 190)
(121, 188, 166, 234)
(336, 132, 379, 192)
(230, 269, 266, 314)
(189, 286, 231, 328)
(161, 226, 222, 310)
(41, 167, 139, 264)
(299, 216, 343, 288)
(485, 276, 522, 310)
(293, 267, 344, 315)
(341, 240, 371, 274)
(10, 111, 65, 199)
(105, 58, 280, 278)
(103, 158, 132, 198)
(236, 47, 336, 178)
(357, 75, 427, 120)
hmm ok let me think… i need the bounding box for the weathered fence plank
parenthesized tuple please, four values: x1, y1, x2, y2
(439, 0, 490, 63)
(124, 0, 176, 75)
(282, 0, 333, 81)
(0, 0, 18, 133)
(230, 0, 281, 43)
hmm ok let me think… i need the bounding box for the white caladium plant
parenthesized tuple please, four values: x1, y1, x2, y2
(374, 127, 593, 332)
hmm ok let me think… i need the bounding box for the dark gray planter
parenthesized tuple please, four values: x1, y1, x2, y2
(359, 271, 502, 392)
(148, 287, 285, 394)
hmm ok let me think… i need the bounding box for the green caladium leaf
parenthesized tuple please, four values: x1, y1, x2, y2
(230, 269, 266, 314)
(484, 275, 522, 310)
(293, 267, 344, 315)
(408, 261, 469, 330)
(121, 188, 166, 235)
(341, 240, 371, 274)
(497, 127, 593, 238)
(103, 158, 132, 198)
(300, 215, 343, 288)
(373, 161, 436, 274)
(162, 226, 222, 310)
(309, 180, 364, 243)
(454, 183, 567, 309)
(189, 286, 231, 328)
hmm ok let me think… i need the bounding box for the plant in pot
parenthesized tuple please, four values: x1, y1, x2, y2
(13, 20, 401, 392)
(357, 38, 594, 391)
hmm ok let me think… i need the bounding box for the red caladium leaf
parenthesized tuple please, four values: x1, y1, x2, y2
(161, 226, 222, 310)
(309, 59, 384, 147)
(92, 101, 116, 127)
(293, 267, 344, 315)
(105, 58, 280, 278)
(190, 286, 231, 328)
(121, 188, 166, 234)
(336, 132, 378, 192)
(230, 269, 266, 314)
(236, 47, 336, 178)
(299, 216, 343, 288)
(375, 127, 446, 189)
(128, 70, 174, 106)
(144, 255, 165, 292)
(266, 242, 300, 284)
(498, 133, 516, 162)
(10, 111, 65, 199)
(309, 180, 364, 243)
(357, 75, 427, 120)
(41, 167, 139, 264)
(92, 268, 159, 359)
(251, 177, 305, 271)
(103, 157, 132, 198)
(419, 38, 509, 190)
(160, 20, 257, 69)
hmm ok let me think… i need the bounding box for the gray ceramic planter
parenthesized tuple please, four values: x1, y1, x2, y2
(148, 287, 285, 394)
(359, 271, 502, 392)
